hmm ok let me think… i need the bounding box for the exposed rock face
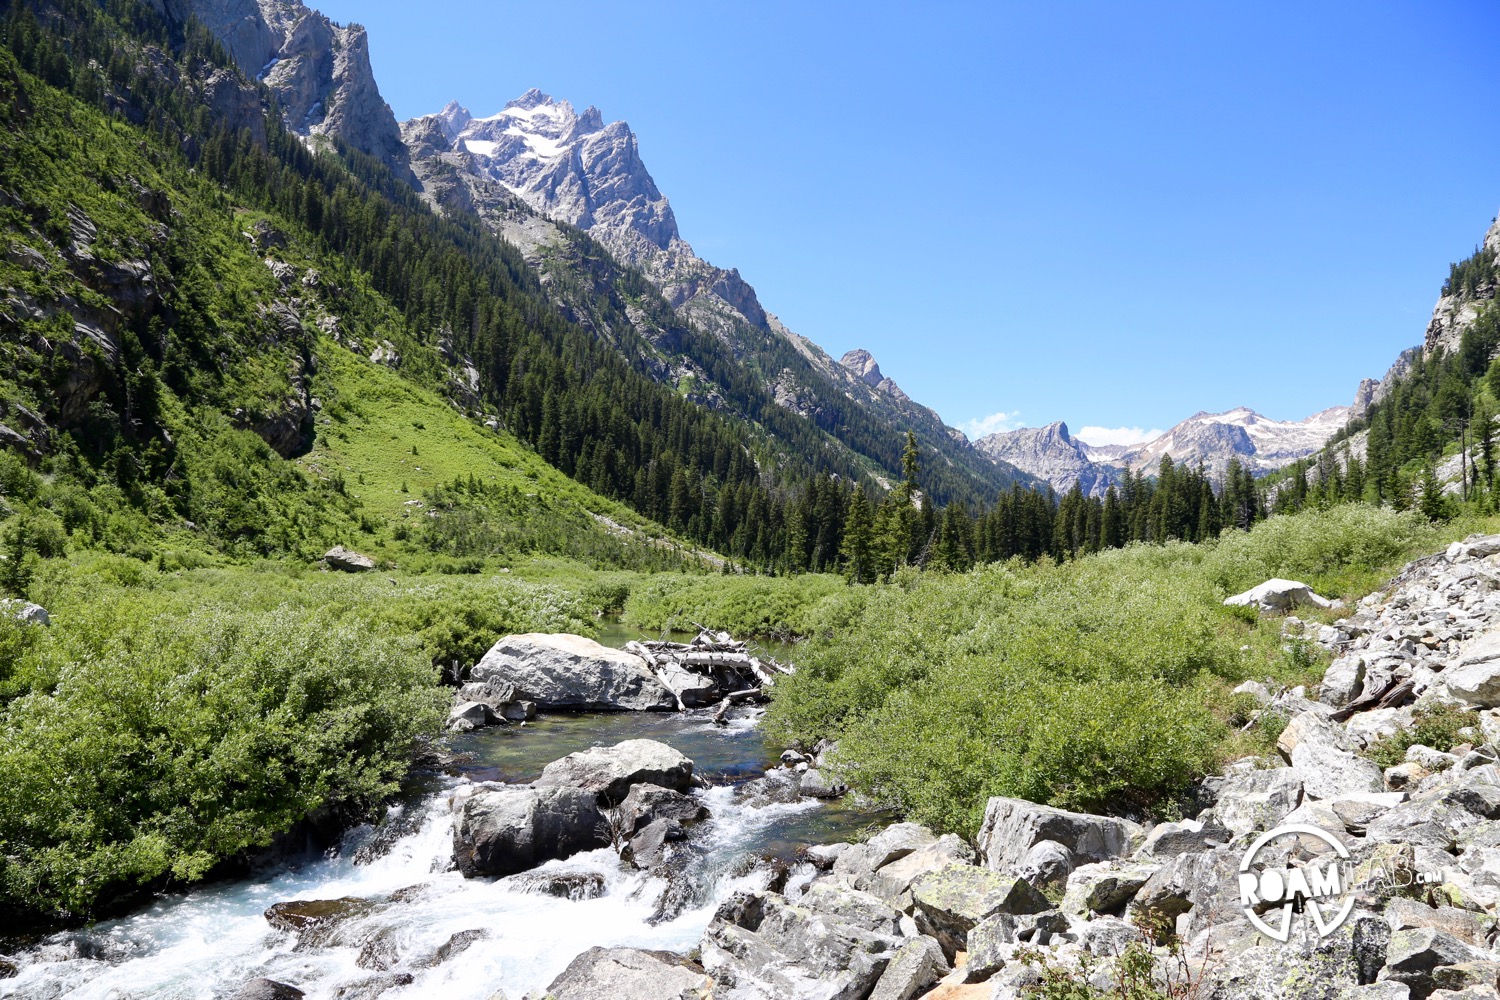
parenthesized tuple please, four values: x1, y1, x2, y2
(402, 90, 753, 337)
(469, 634, 677, 712)
(544, 946, 706, 1000)
(192, 0, 410, 178)
(451, 785, 608, 878)
(974, 421, 1123, 498)
(397, 92, 1033, 498)
(1423, 215, 1500, 359)
(839, 350, 910, 402)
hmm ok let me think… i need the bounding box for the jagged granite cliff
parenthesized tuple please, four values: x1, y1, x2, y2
(1421, 214, 1500, 359)
(974, 423, 1123, 498)
(182, 0, 410, 177)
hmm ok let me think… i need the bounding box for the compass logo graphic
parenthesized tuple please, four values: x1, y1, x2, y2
(1237, 824, 1355, 943)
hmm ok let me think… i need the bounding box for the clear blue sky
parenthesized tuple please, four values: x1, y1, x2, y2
(316, 0, 1500, 445)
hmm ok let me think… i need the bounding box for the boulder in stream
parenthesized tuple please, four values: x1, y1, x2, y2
(536, 739, 695, 804)
(231, 981, 305, 1000)
(470, 633, 677, 712)
(452, 785, 609, 877)
(264, 897, 375, 946)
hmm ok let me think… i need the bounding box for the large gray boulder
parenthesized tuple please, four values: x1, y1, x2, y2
(0, 599, 49, 626)
(614, 784, 708, 837)
(1225, 578, 1336, 613)
(471, 633, 677, 711)
(700, 888, 903, 1000)
(908, 863, 1050, 958)
(977, 797, 1144, 874)
(452, 785, 608, 877)
(323, 545, 375, 571)
(1278, 712, 1386, 800)
(544, 946, 705, 1000)
(536, 739, 694, 804)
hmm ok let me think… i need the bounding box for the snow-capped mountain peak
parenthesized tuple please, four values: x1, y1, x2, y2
(974, 405, 1351, 495)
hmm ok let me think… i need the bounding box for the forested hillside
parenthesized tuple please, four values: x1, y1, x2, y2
(1270, 233, 1500, 517)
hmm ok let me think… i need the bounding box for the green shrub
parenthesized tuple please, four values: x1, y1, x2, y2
(766, 504, 1442, 837)
(622, 573, 844, 637)
(1366, 704, 1481, 768)
(0, 601, 447, 917)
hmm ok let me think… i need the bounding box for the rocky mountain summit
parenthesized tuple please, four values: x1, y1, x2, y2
(184, 0, 411, 177)
(840, 349, 911, 402)
(401, 90, 768, 345)
(977, 406, 1351, 495)
(975, 422, 1123, 498)
(394, 89, 1027, 498)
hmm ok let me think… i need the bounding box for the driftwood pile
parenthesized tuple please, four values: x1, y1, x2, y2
(625, 628, 795, 723)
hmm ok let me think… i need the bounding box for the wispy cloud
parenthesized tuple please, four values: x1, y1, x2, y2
(1074, 425, 1164, 447)
(959, 410, 1025, 439)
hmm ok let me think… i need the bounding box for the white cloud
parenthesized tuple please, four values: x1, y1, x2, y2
(959, 410, 1025, 440)
(1074, 425, 1165, 448)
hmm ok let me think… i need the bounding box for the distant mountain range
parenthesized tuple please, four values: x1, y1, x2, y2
(974, 405, 1352, 496)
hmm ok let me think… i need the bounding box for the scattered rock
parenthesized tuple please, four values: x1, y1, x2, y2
(798, 768, 847, 799)
(867, 935, 948, 1000)
(1278, 711, 1387, 800)
(501, 869, 607, 900)
(323, 545, 376, 572)
(1379, 928, 1488, 996)
(613, 784, 708, 837)
(1061, 860, 1161, 916)
(231, 981, 305, 1000)
(909, 863, 1050, 958)
(700, 889, 902, 1000)
(446, 701, 491, 732)
(264, 897, 374, 946)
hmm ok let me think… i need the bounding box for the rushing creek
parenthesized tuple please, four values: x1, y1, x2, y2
(0, 630, 883, 1000)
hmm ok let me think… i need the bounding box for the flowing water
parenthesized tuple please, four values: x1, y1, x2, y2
(0, 625, 881, 1000)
